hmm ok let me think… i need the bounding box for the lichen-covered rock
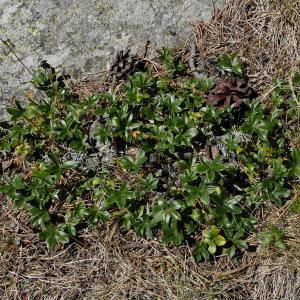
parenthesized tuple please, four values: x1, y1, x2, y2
(0, 0, 224, 120)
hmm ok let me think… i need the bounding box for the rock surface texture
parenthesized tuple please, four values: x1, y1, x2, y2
(0, 0, 223, 119)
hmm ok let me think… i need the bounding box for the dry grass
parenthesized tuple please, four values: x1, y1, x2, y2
(1, 0, 300, 299)
(1, 197, 299, 300)
(191, 0, 300, 91)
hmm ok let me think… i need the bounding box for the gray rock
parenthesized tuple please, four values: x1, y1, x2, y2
(0, 0, 224, 120)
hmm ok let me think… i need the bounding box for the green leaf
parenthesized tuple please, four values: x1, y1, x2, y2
(85, 206, 110, 224)
(179, 168, 198, 184)
(196, 77, 214, 93)
(259, 232, 273, 248)
(7, 101, 25, 121)
(290, 195, 300, 213)
(196, 157, 224, 182)
(272, 183, 290, 199)
(134, 214, 154, 238)
(152, 199, 182, 225)
(194, 242, 210, 261)
(270, 182, 290, 206)
(94, 124, 112, 143)
(62, 161, 78, 169)
(185, 127, 198, 139)
(65, 212, 79, 236)
(139, 173, 158, 190)
(30, 207, 50, 228)
(218, 53, 243, 76)
(225, 197, 243, 214)
(210, 225, 220, 237)
(208, 241, 217, 254)
(291, 150, 300, 178)
(99, 210, 110, 222)
(107, 184, 135, 209)
(292, 71, 300, 86)
(274, 240, 287, 250)
(185, 222, 198, 234)
(122, 150, 147, 173)
(67, 222, 77, 236)
(162, 222, 184, 246)
(186, 181, 216, 206)
(0, 175, 25, 199)
(227, 246, 236, 257)
(74, 202, 90, 218)
(39, 224, 69, 250)
(234, 239, 247, 249)
(214, 235, 226, 246)
(232, 229, 244, 241)
(202, 228, 211, 239)
(190, 208, 204, 223)
(196, 162, 209, 173)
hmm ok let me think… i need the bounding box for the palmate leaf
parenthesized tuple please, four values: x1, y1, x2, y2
(162, 221, 184, 246)
(157, 48, 186, 74)
(122, 150, 147, 173)
(196, 77, 214, 93)
(218, 53, 243, 76)
(94, 123, 112, 143)
(85, 206, 110, 224)
(202, 225, 226, 254)
(152, 199, 183, 224)
(241, 105, 276, 142)
(196, 156, 224, 182)
(134, 214, 154, 238)
(262, 180, 290, 206)
(179, 169, 198, 185)
(185, 222, 198, 234)
(0, 175, 25, 199)
(65, 218, 79, 236)
(30, 207, 50, 228)
(7, 101, 26, 121)
(194, 242, 210, 262)
(259, 224, 286, 250)
(74, 202, 90, 219)
(112, 109, 140, 141)
(106, 183, 135, 208)
(203, 225, 219, 240)
(271, 183, 290, 206)
(168, 95, 182, 113)
(186, 181, 216, 206)
(259, 232, 273, 248)
(39, 224, 69, 250)
(139, 173, 159, 191)
(1, 48, 297, 262)
(174, 127, 198, 146)
(69, 129, 88, 151)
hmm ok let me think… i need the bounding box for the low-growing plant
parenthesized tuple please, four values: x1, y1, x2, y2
(259, 224, 287, 250)
(218, 53, 243, 76)
(0, 52, 299, 260)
